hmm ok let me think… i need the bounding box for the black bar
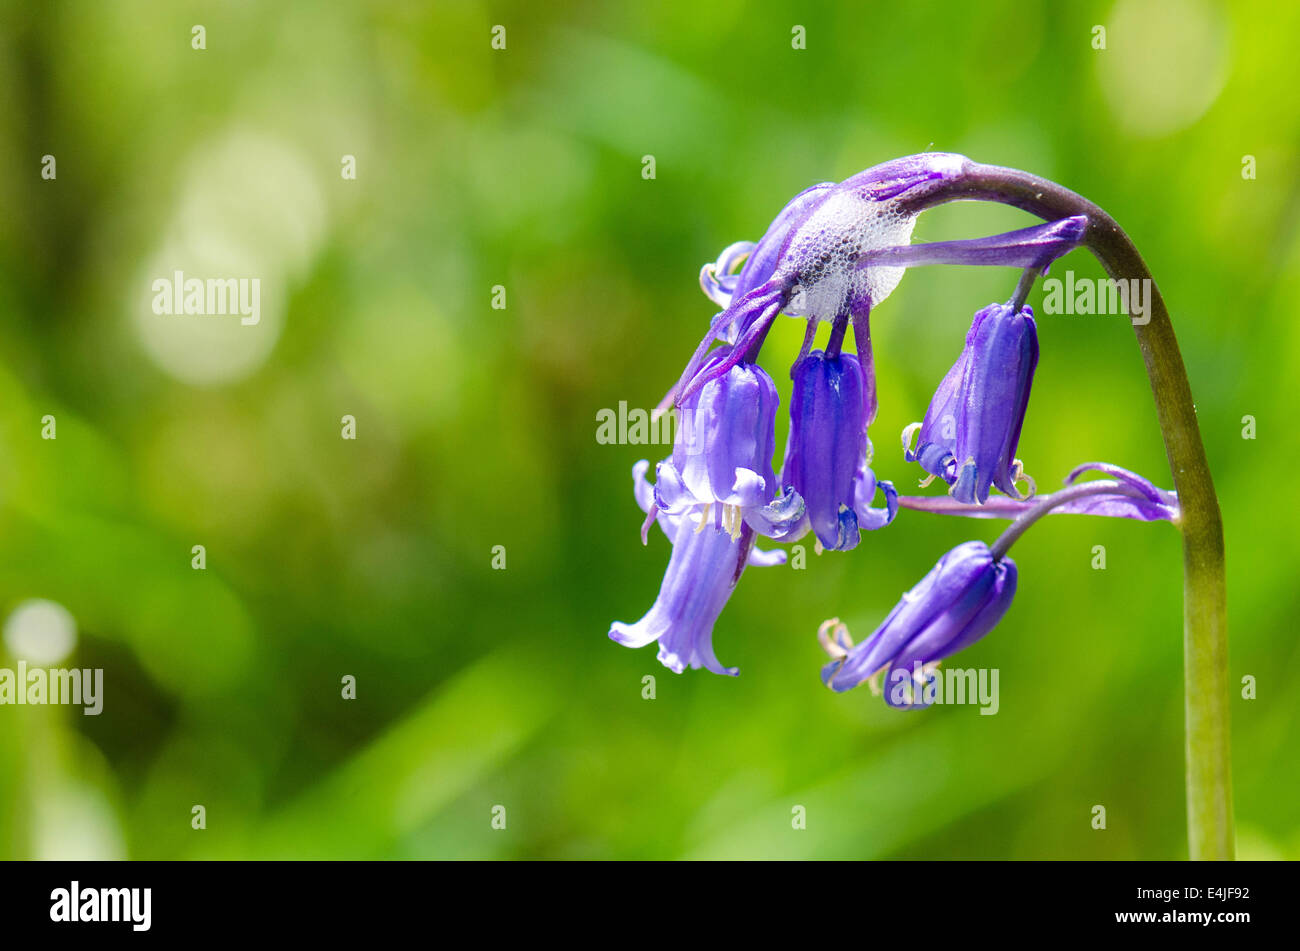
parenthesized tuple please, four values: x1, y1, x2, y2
(0, 860, 1279, 938)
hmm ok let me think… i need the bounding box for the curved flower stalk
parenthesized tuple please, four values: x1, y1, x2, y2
(608, 153, 1229, 859)
(898, 462, 1179, 523)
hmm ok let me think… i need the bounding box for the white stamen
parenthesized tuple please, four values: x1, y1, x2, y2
(901, 421, 922, 454)
(1011, 459, 1037, 499)
(725, 504, 743, 541)
(695, 503, 712, 534)
(817, 617, 853, 660)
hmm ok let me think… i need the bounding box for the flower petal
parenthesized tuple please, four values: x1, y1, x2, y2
(609, 514, 748, 676)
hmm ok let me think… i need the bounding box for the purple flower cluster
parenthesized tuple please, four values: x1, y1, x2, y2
(608, 154, 1177, 697)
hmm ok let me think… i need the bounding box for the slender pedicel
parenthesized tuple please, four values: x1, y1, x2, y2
(824, 312, 850, 359)
(1009, 267, 1039, 312)
(792, 318, 818, 373)
(660, 280, 784, 417)
(854, 216, 1086, 271)
(674, 295, 783, 407)
(988, 480, 1153, 560)
(851, 308, 877, 426)
(897, 465, 1179, 523)
(895, 480, 1133, 519)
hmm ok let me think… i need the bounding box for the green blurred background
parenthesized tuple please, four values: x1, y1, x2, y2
(0, 0, 1295, 860)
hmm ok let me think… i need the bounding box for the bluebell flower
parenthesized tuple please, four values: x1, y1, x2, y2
(781, 350, 897, 551)
(610, 461, 795, 675)
(610, 490, 751, 676)
(904, 302, 1039, 504)
(652, 345, 782, 535)
(613, 350, 804, 675)
(821, 540, 1017, 704)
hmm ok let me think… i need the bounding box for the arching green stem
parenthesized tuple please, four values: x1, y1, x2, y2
(903, 162, 1233, 860)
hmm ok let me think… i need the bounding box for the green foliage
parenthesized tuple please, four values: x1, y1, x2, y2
(0, 0, 1295, 859)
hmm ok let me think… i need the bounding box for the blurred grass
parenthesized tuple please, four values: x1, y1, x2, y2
(0, 0, 1297, 859)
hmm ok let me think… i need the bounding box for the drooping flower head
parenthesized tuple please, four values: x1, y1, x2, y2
(781, 349, 896, 550)
(702, 158, 973, 330)
(821, 540, 1017, 704)
(672, 155, 974, 407)
(904, 302, 1039, 504)
(772, 157, 967, 326)
(610, 154, 1126, 694)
